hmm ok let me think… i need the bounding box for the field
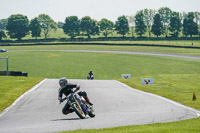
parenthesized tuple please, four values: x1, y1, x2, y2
(0, 44, 200, 132)
(1, 28, 200, 48)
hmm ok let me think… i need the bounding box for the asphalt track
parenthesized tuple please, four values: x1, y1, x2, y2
(0, 79, 200, 133)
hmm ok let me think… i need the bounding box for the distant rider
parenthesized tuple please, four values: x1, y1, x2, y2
(58, 78, 93, 115)
(87, 70, 94, 79)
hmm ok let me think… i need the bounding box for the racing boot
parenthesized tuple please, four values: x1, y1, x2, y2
(83, 95, 93, 106)
(78, 91, 93, 106)
(66, 108, 74, 114)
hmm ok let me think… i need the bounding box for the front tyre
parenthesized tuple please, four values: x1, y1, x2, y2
(72, 103, 86, 119)
(88, 107, 95, 118)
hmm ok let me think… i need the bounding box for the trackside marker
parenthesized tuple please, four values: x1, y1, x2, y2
(141, 78, 154, 85)
(0, 79, 47, 117)
(121, 74, 131, 79)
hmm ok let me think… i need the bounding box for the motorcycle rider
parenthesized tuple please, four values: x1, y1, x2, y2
(58, 78, 93, 115)
(87, 70, 94, 79)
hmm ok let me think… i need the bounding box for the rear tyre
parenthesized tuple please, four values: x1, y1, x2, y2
(72, 103, 86, 119)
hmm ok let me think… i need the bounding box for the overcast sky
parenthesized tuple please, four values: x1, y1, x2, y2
(1, 0, 200, 22)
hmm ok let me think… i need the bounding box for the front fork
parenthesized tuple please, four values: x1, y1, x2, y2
(72, 95, 87, 114)
(69, 94, 89, 115)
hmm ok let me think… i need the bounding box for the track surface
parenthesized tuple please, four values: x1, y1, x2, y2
(0, 79, 199, 133)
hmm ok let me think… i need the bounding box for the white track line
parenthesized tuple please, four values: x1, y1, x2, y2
(0, 79, 47, 117)
(114, 80, 200, 117)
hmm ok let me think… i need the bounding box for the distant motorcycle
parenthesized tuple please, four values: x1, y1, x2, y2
(61, 92, 95, 119)
(87, 75, 94, 80)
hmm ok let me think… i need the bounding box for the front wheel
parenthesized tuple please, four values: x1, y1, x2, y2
(88, 107, 95, 118)
(72, 102, 86, 119)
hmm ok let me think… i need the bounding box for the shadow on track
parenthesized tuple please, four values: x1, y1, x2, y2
(51, 117, 89, 121)
(51, 118, 80, 121)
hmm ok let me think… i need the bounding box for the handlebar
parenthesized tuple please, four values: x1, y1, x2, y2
(59, 97, 67, 104)
(59, 92, 75, 104)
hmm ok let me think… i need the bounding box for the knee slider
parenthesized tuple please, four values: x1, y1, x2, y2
(62, 108, 68, 115)
(82, 91, 87, 96)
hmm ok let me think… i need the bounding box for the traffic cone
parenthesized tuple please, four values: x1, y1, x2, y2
(193, 90, 197, 101)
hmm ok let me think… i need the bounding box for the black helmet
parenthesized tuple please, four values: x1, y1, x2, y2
(59, 78, 68, 88)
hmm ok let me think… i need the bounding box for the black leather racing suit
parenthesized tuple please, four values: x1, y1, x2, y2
(58, 83, 79, 114)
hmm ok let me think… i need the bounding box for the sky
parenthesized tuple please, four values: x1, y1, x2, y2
(1, 0, 200, 22)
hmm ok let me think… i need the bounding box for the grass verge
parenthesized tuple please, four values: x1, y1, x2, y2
(119, 74, 200, 110)
(59, 117, 200, 133)
(0, 76, 43, 112)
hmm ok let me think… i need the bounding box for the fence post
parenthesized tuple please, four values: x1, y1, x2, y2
(6, 56, 9, 76)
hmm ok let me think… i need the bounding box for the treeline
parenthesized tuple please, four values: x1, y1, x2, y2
(0, 7, 200, 41)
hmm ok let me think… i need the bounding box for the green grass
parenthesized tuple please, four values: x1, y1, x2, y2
(1, 51, 200, 79)
(119, 74, 200, 110)
(58, 117, 200, 133)
(1, 44, 200, 56)
(0, 76, 43, 112)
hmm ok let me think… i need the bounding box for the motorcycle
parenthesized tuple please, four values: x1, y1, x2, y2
(87, 75, 94, 80)
(61, 92, 95, 119)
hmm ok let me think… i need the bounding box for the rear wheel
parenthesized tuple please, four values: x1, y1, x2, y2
(72, 102, 86, 119)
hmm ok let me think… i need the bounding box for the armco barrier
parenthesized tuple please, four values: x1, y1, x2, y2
(0, 71, 28, 77)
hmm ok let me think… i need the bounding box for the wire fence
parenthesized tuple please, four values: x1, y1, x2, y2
(0, 57, 9, 75)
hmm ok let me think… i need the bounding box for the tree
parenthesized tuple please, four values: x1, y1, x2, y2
(38, 14, 57, 39)
(57, 22, 64, 29)
(6, 14, 29, 40)
(29, 18, 41, 39)
(183, 12, 198, 37)
(143, 9, 156, 37)
(0, 19, 7, 40)
(194, 11, 200, 37)
(80, 16, 99, 39)
(98, 18, 114, 38)
(0, 30, 6, 40)
(151, 13, 163, 38)
(158, 7, 172, 37)
(180, 12, 187, 37)
(63, 16, 80, 39)
(135, 11, 147, 37)
(0, 19, 8, 30)
(194, 11, 200, 24)
(169, 12, 182, 38)
(127, 15, 135, 37)
(115, 15, 129, 37)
